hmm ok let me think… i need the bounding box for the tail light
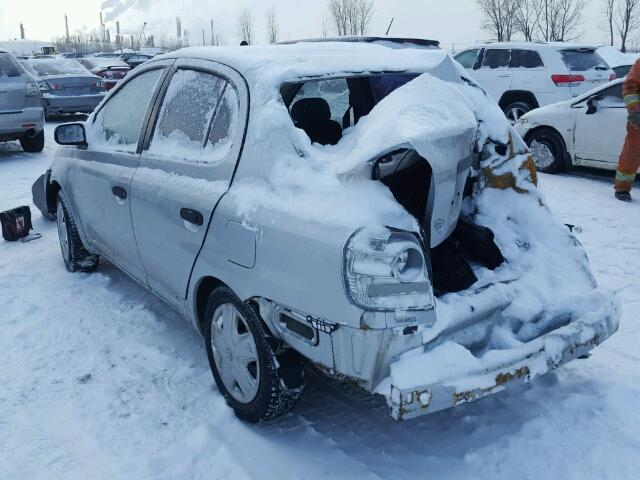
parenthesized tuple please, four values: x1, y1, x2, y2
(26, 81, 41, 97)
(610, 73, 617, 81)
(551, 74, 585, 87)
(48, 82, 62, 90)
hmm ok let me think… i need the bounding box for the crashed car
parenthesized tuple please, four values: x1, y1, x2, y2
(44, 42, 619, 422)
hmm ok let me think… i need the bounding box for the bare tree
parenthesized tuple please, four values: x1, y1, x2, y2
(616, 0, 640, 52)
(321, 16, 331, 36)
(266, 6, 279, 44)
(535, 0, 584, 41)
(514, 0, 541, 41)
(327, 0, 375, 36)
(476, 0, 518, 41)
(238, 8, 255, 45)
(603, 0, 616, 46)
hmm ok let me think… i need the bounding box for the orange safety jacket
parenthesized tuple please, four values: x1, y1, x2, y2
(623, 58, 640, 112)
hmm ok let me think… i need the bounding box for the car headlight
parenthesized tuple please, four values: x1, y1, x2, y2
(343, 227, 434, 311)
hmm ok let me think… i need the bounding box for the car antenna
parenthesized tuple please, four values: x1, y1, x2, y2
(385, 17, 394, 36)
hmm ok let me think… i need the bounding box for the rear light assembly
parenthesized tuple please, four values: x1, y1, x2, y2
(25, 81, 41, 97)
(610, 73, 617, 81)
(48, 82, 62, 90)
(551, 74, 585, 87)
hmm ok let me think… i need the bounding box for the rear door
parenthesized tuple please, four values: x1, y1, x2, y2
(130, 59, 248, 308)
(72, 61, 172, 282)
(0, 52, 27, 112)
(559, 48, 613, 97)
(470, 48, 512, 102)
(574, 83, 626, 168)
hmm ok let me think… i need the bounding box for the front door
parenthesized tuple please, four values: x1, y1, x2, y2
(574, 83, 626, 168)
(73, 64, 169, 281)
(130, 60, 248, 308)
(471, 48, 512, 103)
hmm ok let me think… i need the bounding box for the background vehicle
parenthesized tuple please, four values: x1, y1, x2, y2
(0, 50, 45, 152)
(515, 79, 625, 172)
(597, 46, 639, 78)
(455, 42, 615, 123)
(118, 52, 153, 69)
(20, 58, 107, 116)
(56, 52, 90, 60)
(47, 43, 617, 423)
(77, 57, 129, 90)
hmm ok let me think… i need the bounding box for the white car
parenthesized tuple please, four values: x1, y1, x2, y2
(515, 79, 625, 172)
(455, 42, 616, 123)
(597, 46, 639, 78)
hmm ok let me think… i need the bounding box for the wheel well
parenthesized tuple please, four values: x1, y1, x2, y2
(195, 276, 226, 334)
(48, 180, 61, 213)
(499, 91, 539, 111)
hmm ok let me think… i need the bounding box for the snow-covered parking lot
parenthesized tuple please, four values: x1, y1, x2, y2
(2, 122, 640, 480)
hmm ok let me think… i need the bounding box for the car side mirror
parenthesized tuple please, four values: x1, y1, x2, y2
(586, 97, 599, 115)
(55, 123, 87, 146)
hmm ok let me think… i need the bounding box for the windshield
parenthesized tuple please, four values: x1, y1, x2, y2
(561, 50, 609, 72)
(21, 59, 89, 77)
(0, 52, 25, 78)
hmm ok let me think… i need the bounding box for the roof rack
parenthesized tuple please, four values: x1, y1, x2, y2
(278, 36, 440, 48)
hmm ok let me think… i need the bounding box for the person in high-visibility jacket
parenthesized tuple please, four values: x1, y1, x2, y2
(617, 58, 640, 201)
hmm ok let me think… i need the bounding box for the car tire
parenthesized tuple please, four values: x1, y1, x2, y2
(526, 129, 567, 173)
(20, 130, 45, 153)
(56, 191, 99, 272)
(204, 286, 305, 423)
(503, 101, 533, 125)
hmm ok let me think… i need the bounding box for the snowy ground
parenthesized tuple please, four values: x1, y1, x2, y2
(1, 123, 640, 480)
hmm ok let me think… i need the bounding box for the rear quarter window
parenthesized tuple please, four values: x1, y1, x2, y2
(560, 50, 608, 72)
(509, 50, 544, 68)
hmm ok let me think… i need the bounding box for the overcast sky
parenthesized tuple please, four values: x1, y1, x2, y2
(0, 0, 616, 52)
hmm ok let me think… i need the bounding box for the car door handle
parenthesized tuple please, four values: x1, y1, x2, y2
(180, 208, 203, 226)
(111, 185, 127, 200)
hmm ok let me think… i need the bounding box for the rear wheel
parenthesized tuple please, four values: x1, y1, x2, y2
(527, 129, 567, 173)
(56, 191, 99, 272)
(204, 286, 304, 422)
(503, 101, 534, 125)
(20, 130, 45, 153)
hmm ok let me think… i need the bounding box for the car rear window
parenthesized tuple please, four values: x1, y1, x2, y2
(560, 50, 608, 72)
(0, 53, 25, 78)
(21, 59, 89, 76)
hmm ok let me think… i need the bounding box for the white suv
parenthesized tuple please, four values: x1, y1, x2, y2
(455, 42, 615, 123)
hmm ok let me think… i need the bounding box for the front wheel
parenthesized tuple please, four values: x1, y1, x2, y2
(56, 191, 99, 272)
(204, 286, 304, 422)
(20, 130, 45, 153)
(527, 129, 567, 173)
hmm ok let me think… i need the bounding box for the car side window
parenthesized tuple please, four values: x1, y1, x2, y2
(90, 68, 163, 152)
(481, 49, 511, 69)
(148, 68, 239, 164)
(509, 50, 544, 69)
(599, 84, 623, 108)
(454, 49, 480, 69)
(292, 78, 350, 124)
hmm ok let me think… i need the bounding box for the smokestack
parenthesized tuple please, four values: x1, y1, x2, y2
(177, 17, 182, 39)
(116, 21, 120, 35)
(100, 12, 103, 26)
(19, 23, 25, 40)
(210, 19, 214, 46)
(130, 35, 134, 49)
(65, 14, 70, 42)
(106, 29, 111, 44)
(202, 29, 205, 46)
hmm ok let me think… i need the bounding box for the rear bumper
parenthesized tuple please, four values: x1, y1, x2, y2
(387, 291, 619, 420)
(0, 107, 45, 140)
(42, 93, 106, 114)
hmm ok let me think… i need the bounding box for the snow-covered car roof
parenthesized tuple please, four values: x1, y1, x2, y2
(597, 46, 639, 68)
(470, 42, 601, 51)
(159, 43, 457, 89)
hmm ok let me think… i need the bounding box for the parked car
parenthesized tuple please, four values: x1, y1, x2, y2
(118, 52, 153, 69)
(515, 79, 625, 172)
(44, 43, 618, 422)
(77, 57, 129, 90)
(20, 58, 107, 116)
(92, 52, 121, 59)
(0, 50, 45, 152)
(597, 46, 639, 78)
(455, 42, 616, 123)
(57, 52, 89, 60)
